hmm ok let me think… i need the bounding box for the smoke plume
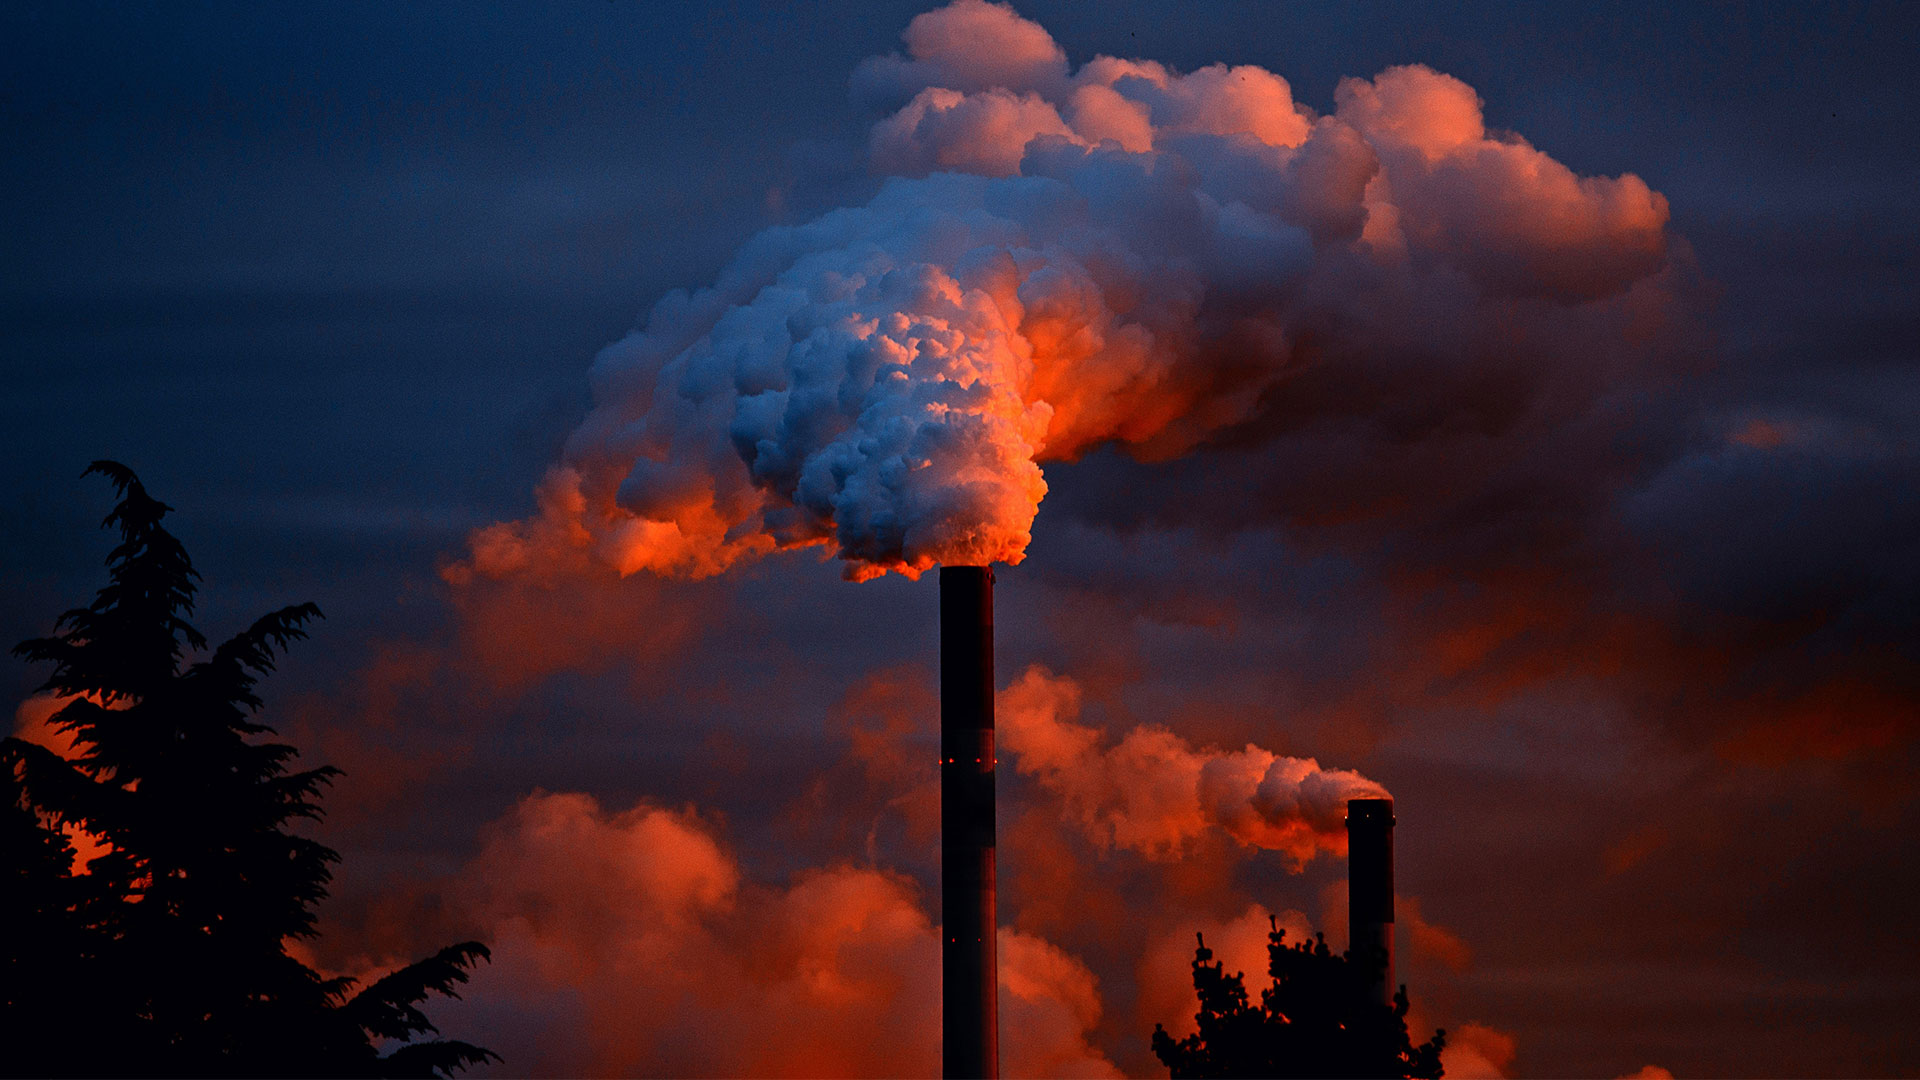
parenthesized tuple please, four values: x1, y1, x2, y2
(456, 0, 1670, 582)
(369, 791, 1121, 1077)
(1441, 1023, 1519, 1079)
(814, 662, 1390, 868)
(999, 665, 1386, 864)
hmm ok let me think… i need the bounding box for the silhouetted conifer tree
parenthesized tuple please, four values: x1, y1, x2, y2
(3, 462, 497, 1078)
(1151, 918, 1446, 1079)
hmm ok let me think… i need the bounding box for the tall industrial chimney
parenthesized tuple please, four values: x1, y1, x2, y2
(1345, 797, 1395, 1008)
(941, 566, 997, 1079)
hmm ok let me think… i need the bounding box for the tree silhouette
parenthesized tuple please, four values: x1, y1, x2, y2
(1151, 918, 1446, 1079)
(3, 462, 498, 1078)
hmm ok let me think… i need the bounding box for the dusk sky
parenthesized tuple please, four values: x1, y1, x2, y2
(5, 2, 1918, 1076)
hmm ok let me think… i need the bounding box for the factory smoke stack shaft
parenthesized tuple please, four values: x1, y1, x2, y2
(1346, 798, 1395, 1008)
(941, 566, 997, 1079)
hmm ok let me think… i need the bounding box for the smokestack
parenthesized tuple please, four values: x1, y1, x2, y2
(1346, 797, 1394, 1008)
(941, 566, 998, 1079)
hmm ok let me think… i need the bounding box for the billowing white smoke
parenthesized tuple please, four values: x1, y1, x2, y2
(457, 0, 1668, 582)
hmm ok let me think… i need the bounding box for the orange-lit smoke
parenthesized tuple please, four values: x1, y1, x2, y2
(408, 791, 1119, 1078)
(1442, 1022, 1519, 1079)
(455, 0, 1671, 584)
(998, 665, 1387, 865)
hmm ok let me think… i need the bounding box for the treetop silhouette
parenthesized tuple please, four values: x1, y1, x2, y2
(4, 462, 497, 1078)
(1152, 917, 1446, 1079)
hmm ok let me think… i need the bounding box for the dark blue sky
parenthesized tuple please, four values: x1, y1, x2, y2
(4, 3, 1918, 1076)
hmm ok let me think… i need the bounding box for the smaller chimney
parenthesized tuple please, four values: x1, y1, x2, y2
(1345, 797, 1394, 1008)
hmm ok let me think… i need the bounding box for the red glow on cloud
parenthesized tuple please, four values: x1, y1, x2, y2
(1729, 418, 1795, 449)
(1442, 1022, 1518, 1079)
(12, 692, 117, 873)
(415, 791, 1118, 1078)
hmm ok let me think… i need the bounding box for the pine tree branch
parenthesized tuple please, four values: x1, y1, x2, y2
(3, 735, 126, 828)
(376, 1039, 502, 1079)
(341, 943, 493, 1042)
